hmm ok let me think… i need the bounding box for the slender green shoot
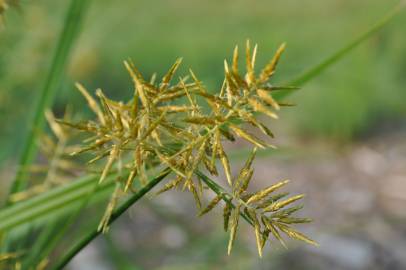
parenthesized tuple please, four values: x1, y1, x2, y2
(7, 0, 91, 202)
(274, 2, 406, 100)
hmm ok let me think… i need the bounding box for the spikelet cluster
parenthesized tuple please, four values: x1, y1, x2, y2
(59, 40, 316, 254)
(199, 148, 317, 257)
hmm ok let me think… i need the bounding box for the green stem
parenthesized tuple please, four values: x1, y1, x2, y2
(195, 170, 253, 226)
(31, 175, 102, 266)
(51, 168, 171, 270)
(7, 0, 91, 202)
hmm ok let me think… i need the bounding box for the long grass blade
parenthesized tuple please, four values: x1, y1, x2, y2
(0, 177, 112, 232)
(7, 0, 91, 202)
(274, 2, 406, 100)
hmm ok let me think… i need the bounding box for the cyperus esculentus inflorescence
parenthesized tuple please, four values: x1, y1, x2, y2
(59, 40, 317, 256)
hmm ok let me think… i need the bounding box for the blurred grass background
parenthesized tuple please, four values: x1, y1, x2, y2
(1, 0, 406, 269)
(1, 0, 405, 162)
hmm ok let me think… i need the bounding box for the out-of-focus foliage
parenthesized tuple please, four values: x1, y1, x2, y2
(1, 0, 406, 163)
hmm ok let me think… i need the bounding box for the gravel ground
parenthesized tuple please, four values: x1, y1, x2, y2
(2, 130, 405, 269)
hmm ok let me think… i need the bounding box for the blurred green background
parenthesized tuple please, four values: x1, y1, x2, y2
(1, 0, 406, 269)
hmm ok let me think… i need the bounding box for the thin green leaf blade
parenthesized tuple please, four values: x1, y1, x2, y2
(274, 3, 406, 100)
